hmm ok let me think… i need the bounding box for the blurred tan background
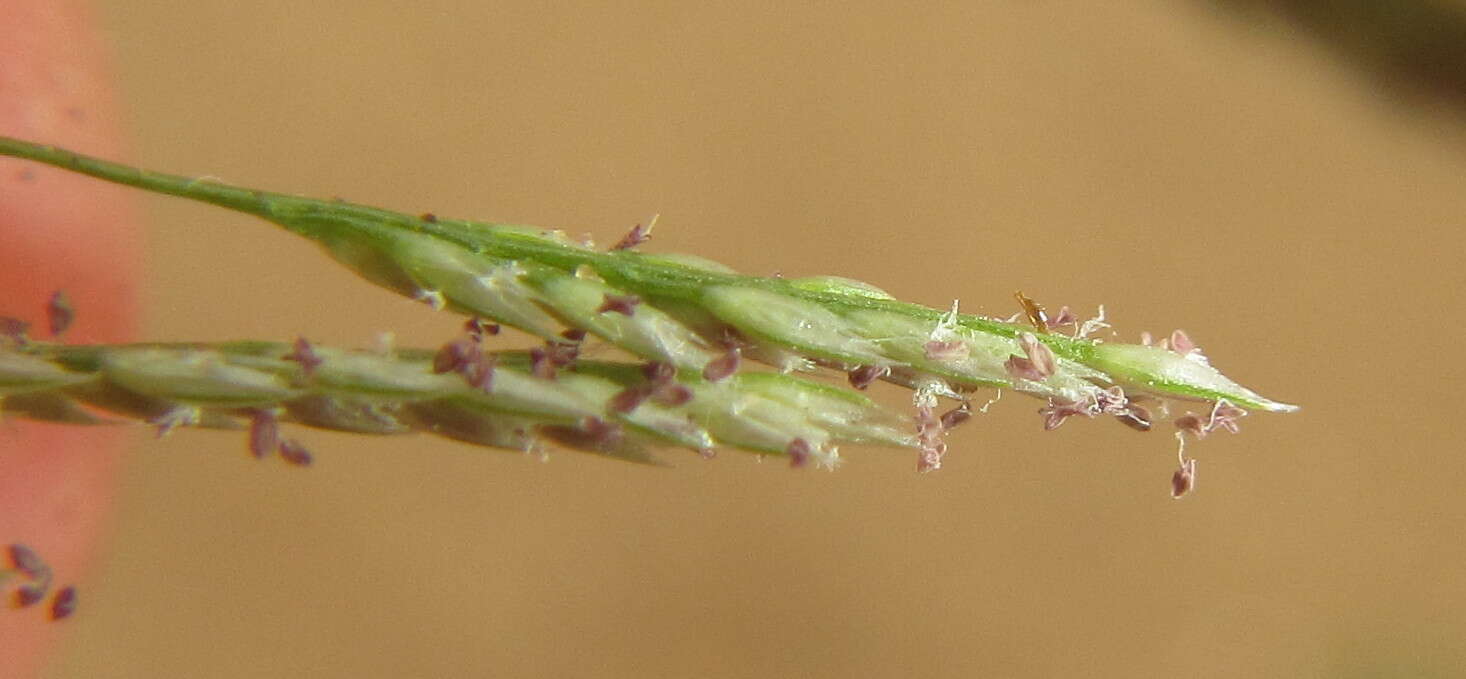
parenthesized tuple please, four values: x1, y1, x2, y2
(45, 1, 1465, 677)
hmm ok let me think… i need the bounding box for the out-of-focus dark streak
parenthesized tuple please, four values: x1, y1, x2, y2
(1207, 0, 1466, 112)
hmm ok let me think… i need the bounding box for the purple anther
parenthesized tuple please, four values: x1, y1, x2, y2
(46, 290, 74, 337)
(465, 353, 498, 392)
(701, 347, 741, 382)
(924, 340, 968, 362)
(847, 364, 890, 390)
(787, 438, 812, 468)
(651, 383, 693, 407)
(596, 293, 641, 316)
(1171, 458, 1197, 499)
(1115, 403, 1153, 432)
(278, 439, 313, 467)
(1038, 398, 1095, 431)
(1169, 329, 1196, 356)
(1045, 305, 1077, 329)
(432, 338, 472, 374)
(609, 384, 653, 414)
(610, 219, 654, 251)
(8, 544, 48, 579)
(50, 586, 78, 620)
(248, 410, 280, 459)
(939, 403, 972, 430)
(641, 361, 675, 384)
(465, 317, 501, 339)
(0, 316, 30, 343)
(284, 337, 323, 377)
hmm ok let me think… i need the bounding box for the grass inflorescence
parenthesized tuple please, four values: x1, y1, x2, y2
(0, 135, 1296, 485)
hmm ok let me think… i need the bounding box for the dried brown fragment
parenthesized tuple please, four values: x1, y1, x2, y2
(46, 290, 74, 338)
(278, 439, 313, 466)
(248, 410, 280, 459)
(1014, 291, 1049, 334)
(596, 293, 641, 316)
(847, 364, 890, 390)
(420, 212, 438, 223)
(50, 586, 77, 620)
(701, 347, 740, 382)
(285, 336, 323, 377)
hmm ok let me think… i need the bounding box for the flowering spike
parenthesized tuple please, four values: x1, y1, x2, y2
(0, 137, 1300, 479)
